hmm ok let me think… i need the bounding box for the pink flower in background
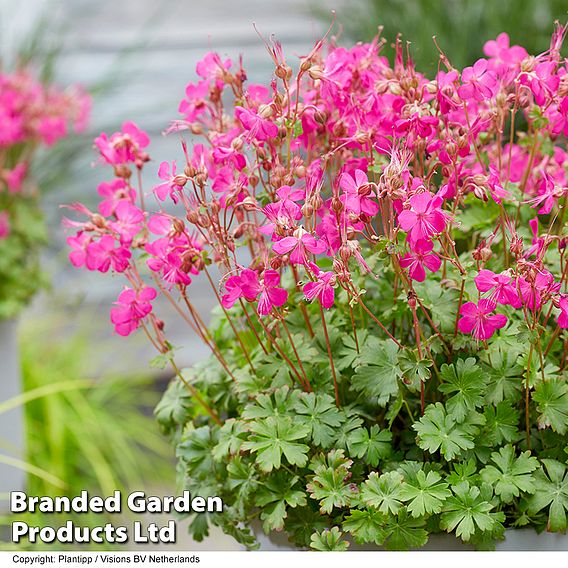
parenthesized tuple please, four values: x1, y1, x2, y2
(110, 286, 157, 337)
(399, 239, 441, 282)
(397, 192, 447, 242)
(474, 269, 521, 308)
(0, 211, 10, 239)
(4, 163, 27, 193)
(458, 299, 507, 340)
(303, 263, 336, 308)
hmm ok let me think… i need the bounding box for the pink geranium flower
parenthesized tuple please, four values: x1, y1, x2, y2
(457, 299, 507, 341)
(397, 192, 447, 242)
(97, 179, 135, 216)
(399, 239, 441, 282)
(339, 169, 379, 217)
(154, 161, 184, 203)
(221, 268, 287, 316)
(458, 59, 498, 101)
(109, 201, 144, 244)
(235, 107, 278, 142)
(303, 263, 336, 308)
(110, 286, 157, 337)
(87, 235, 131, 273)
(272, 228, 327, 264)
(474, 269, 521, 308)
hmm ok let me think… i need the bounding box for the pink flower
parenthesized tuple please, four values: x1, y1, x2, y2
(256, 270, 288, 316)
(221, 268, 287, 316)
(303, 263, 336, 308)
(0, 211, 10, 239)
(97, 179, 135, 216)
(339, 169, 379, 217)
(110, 286, 157, 337)
(86, 235, 131, 273)
(94, 122, 149, 166)
(397, 192, 447, 242)
(4, 163, 27, 193)
(458, 299, 507, 341)
(178, 80, 210, 122)
(525, 173, 563, 215)
(221, 268, 261, 308)
(272, 228, 328, 264)
(67, 232, 93, 269)
(399, 239, 441, 282)
(458, 59, 498, 102)
(474, 269, 521, 308)
(557, 295, 568, 329)
(487, 166, 510, 204)
(154, 161, 184, 203)
(235, 107, 278, 142)
(109, 201, 144, 244)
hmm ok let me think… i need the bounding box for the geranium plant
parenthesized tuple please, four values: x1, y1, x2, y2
(0, 68, 89, 319)
(65, 24, 567, 550)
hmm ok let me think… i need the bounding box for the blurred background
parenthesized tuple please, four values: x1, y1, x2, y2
(1, 0, 566, 551)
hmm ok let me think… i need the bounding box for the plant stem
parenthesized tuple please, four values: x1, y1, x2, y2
(319, 304, 340, 407)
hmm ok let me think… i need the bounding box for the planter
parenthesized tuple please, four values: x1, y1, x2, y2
(253, 524, 568, 551)
(0, 318, 25, 510)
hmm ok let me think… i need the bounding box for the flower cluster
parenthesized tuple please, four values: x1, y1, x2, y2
(0, 67, 89, 319)
(66, 29, 567, 348)
(0, 68, 89, 239)
(65, 24, 568, 551)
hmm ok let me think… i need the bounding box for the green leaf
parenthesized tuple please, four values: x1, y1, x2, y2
(447, 459, 479, 487)
(480, 445, 538, 503)
(294, 392, 343, 448)
(361, 471, 404, 515)
(528, 459, 568, 532)
(346, 425, 392, 467)
(242, 416, 310, 472)
(482, 349, 523, 405)
(399, 351, 432, 389)
(176, 426, 219, 480)
(256, 472, 307, 532)
(383, 510, 428, 550)
(351, 338, 402, 406)
(413, 403, 476, 460)
(533, 379, 568, 435)
(307, 453, 354, 514)
(399, 470, 451, 517)
(212, 419, 248, 460)
(226, 456, 259, 502)
(154, 378, 193, 434)
(310, 527, 350, 551)
(438, 358, 487, 422)
(242, 386, 298, 420)
(482, 402, 520, 445)
(343, 509, 387, 545)
(441, 482, 504, 542)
